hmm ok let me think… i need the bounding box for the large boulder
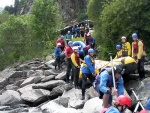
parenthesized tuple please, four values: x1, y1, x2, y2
(18, 84, 35, 94)
(6, 84, 19, 91)
(44, 69, 60, 76)
(125, 78, 150, 107)
(20, 76, 43, 87)
(53, 108, 79, 113)
(53, 97, 69, 107)
(32, 80, 65, 90)
(45, 60, 55, 69)
(50, 84, 74, 98)
(0, 90, 22, 106)
(41, 101, 64, 113)
(86, 87, 98, 99)
(62, 88, 86, 109)
(16, 64, 30, 71)
(21, 89, 50, 105)
(55, 71, 66, 80)
(27, 70, 44, 77)
(41, 75, 55, 82)
(83, 97, 103, 113)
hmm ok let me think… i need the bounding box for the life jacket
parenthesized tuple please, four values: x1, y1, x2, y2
(122, 42, 128, 56)
(95, 67, 120, 88)
(116, 51, 122, 58)
(88, 36, 93, 42)
(66, 46, 73, 57)
(83, 55, 95, 67)
(74, 53, 80, 64)
(133, 39, 145, 54)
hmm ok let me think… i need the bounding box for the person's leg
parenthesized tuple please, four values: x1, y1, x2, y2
(103, 94, 111, 108)
(72, 65, 76, 87)
(81, 73, 87, 99)
(139, 57, 145, 79)
(65, 58, 71, 83)
(55, 57, 58, 70)
(57, 57, 61, 70)
(76, 68, 80, 87)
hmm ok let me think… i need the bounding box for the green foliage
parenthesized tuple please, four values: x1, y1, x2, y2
(77, 13, 88, 22)
(0, 0, 62, 70)
(0, 11, 10, 24)
(88, 0, 150, 59)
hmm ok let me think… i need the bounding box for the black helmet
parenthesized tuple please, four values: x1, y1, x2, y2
(114, 64, 124, 74)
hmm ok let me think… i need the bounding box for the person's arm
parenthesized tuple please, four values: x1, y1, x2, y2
(132, 42, 134, 58)
(71, 53, 78, 67)
(65, 48, 68, 58)
(137, 41, 143, 59)
(99, 71, 110, 94)
(127, 42, 131, 56)
(114, 52, 118, 59)
(117, 77, 124, 96)
(85, 56, 94, 73)
(54, 48, 57, 57)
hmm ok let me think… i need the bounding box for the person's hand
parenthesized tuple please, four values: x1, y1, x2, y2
(77, 66, 81, 68)
(92, 73, 96, 77)
(112, 89, 118, 96)
(64, 57, 67, 61)
(136, 59, 139, 63)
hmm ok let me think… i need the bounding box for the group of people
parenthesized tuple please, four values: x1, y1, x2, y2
(114, 33, 146, 80)
(72, 24, 90, 38)
(54, 32, 149, 113)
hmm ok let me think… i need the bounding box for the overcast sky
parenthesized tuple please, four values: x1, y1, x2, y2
(0, 0, 14, 8)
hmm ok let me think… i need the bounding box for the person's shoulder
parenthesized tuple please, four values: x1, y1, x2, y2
(105, 106, 120, 113)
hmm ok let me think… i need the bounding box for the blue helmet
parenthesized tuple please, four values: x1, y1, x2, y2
(88, 48, 95, 53)
(132, 33, 138, 38)
(116, 44, 121, 49)
(68, 41, 73, 45)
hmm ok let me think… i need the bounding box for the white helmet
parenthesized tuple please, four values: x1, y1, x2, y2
(57, 43, 61, 46)
(72, 46, 78, 50)
(121, 36, 126, 39)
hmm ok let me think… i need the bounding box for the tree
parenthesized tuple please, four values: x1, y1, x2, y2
(88, 0, 150, 59)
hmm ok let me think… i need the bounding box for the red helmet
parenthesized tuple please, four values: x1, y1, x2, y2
(116, 95, 132, 107)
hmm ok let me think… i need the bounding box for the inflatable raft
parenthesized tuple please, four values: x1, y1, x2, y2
(79, 56, 137, 78)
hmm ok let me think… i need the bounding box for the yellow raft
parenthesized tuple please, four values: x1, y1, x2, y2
(79, 56, 137, 78)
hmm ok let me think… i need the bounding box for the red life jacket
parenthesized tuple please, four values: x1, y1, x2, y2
(75, 53, 80, 63)
(66, 46, 73, 57)
(133, 39, 145, 54)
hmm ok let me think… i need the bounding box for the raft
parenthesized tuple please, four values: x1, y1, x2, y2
(79, 56, 137, 78)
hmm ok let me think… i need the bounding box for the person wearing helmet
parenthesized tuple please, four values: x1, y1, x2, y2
(81, 48, 96, 100)
(121, 36, 131, 57)
(54, 43, 62, 70)
(114, 44, 122, 59)
(65, 41, 73, 83)
(56, 35, 66, 51)
(132, 33, 146, 80)
(139, 99, 150, 113)
(86, 32, 95, 48)
(94, 65, 124, 108)
(65, 31, 72, 46)
(102, 95, 132, 113)
(71, 46, 81, 88)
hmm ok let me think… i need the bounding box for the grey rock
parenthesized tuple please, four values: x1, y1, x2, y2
(0, 90, 22, 106)
(53, 108, 79, 113)
(0, 106, 11, 111)
(55, 71, 66, 80)
(18, 84, 35, 94)
(28, 107, 42, 113)
(83, 97, 103, 113)
(45, 60, 55, 69)
(44, 69, 59, 76)
(6, 84, 19, 91)
(14, 79, 24, 87)
(20, 76, 43, 87)
(21, 89, 50, 104)
(86, 87, 98, 99)
(27, 70, 44, 77)
(41, 75, 55, 82)
(16, 64, 30, 71)
(69, 99, 84, 109)
(126, 78, 150, 107)
(53, 97, 69, 107)
(32, 80, 65, 90)
(50, 84, 73, 98)
(41, 101, 64, 113)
